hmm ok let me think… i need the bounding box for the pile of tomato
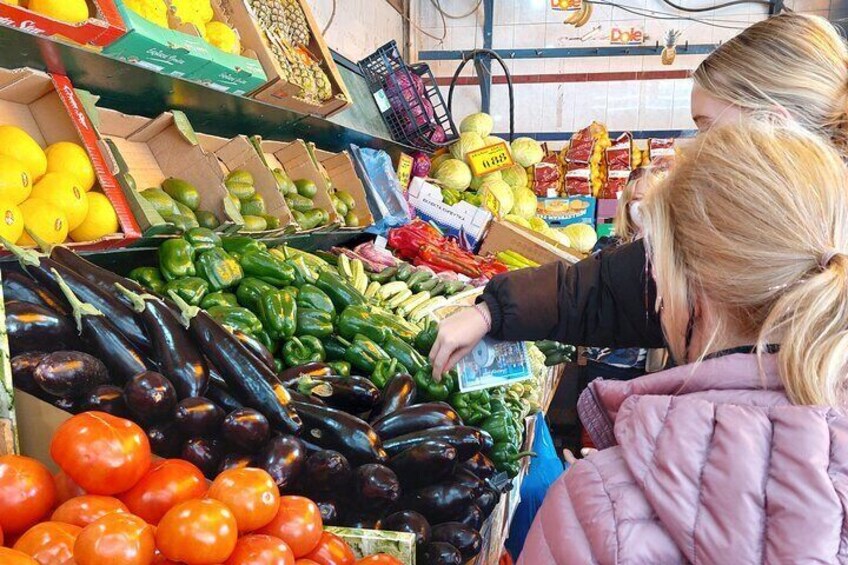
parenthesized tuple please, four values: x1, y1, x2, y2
(0, 411, 403, 565)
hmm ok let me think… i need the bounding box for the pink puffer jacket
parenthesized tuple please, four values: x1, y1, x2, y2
(517, 353, 848, 564)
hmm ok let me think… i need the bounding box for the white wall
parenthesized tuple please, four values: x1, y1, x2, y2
(306, 0, 405, 61)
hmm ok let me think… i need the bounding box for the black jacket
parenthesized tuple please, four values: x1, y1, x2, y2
(479, 239, 665, 348)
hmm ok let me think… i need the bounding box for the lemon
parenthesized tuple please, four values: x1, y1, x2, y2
(18, 198, 68, 246)
(45, 141, 96, 192)
(0, 156, 31, 205)
(31, 172, 89, 231)
(69, 192, 118, 242)
(0, 200, 23, 244)
(0, 126, 47, 181)
(28, 0, 89, 23)
(206, 21, 240, 54)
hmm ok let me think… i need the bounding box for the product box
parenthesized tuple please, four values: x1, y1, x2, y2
(0, 0, 124, 47)
(597, 220, 615, 238)
(537, 195, 596, 228)
(596, 198, 618, 222)
(313, 147, 375, 229)
(479, 219, 582, 266)
(196, 132, 295, 235)
(407, 177, 492, 250)
(0, 68, 141, 249)
(326, 527, 416, 565)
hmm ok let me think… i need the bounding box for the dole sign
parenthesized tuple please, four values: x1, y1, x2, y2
(609, 26, 644, 45)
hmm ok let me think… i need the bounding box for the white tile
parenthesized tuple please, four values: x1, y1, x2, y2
(513, 84, 546, 133)
(492, 25, 514, 49)
(514, 0, 549, 24)
(512, 57, 546, 76)
(606, 80, 641, 131)
(573, 57, 609, 73)
(512, 23, 547, 74)
(416, 0, 442, 28)
(541, 82, 576, 132)
(572, 81, 609, 129)
(543, 57, 576, 74)
(608, 56, 641, 73)
(450, 25, 483, 50)
(638, 80, 675, 130)
(493, 0, 516, 25)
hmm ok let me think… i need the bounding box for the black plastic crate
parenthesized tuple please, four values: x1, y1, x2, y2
(358, 41, 458, 152)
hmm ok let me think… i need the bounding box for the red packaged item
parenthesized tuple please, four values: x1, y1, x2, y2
(532, 154, 561, 197)
(565, 125, 596, 164)
(601, 133, 633, 199)
(565, 165, 592, 196)
(648, 138, 675, 169)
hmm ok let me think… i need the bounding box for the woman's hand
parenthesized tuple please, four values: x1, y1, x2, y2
(429, 304, 490, 380)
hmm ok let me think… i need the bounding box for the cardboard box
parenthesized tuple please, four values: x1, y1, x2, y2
(326, 527, 415, 564)
(0, 69, 140, 249)
(596, 198, 618, 222)
(407, 176, 492, 250)
(479, 220, 582, 266)
(313, 148, 375, 229)
(0, 291, 16, 456)
(537, 195, 596, 227)
(597, 220, 615, 238)
(197, 132, 295, 235)
(0, 0, 124, 47)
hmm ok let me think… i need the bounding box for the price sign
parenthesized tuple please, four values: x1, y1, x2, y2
(396, 152, 413, 191)
(467, 143, 515, 177)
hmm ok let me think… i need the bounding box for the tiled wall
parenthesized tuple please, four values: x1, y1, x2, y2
(306, 0, 404, 61)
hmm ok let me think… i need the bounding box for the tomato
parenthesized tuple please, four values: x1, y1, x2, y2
(224, 534, 295, 565)
(303, 533, 355, 565)
(51, 411, 151, 495)
(356, 555, 403, 565)
(0, 547, 39, 564)
(73, 513, 155, 565)
(256, 496, 322, 558)
(13, 521, 81, 564)
(54, 471, 86, 503)
(207, 468, 280, 533)
(119, 459, 207, 524)
(51, 495, 129, 528)
(295, 560, 322, 565)
(155, 499, 238, 564)
(0, 455, 58, 535)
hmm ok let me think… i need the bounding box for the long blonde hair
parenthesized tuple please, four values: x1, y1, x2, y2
(642, 121, 848, 407)
(693, 13, 848, 152)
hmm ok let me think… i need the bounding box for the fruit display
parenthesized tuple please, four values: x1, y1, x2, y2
(281, 177, 331, 230)
(26, 0, 90, 24)
(225, 169, 286, 232)
(141, 177, 224, 232)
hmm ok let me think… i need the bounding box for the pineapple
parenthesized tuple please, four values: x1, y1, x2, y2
(661, 29, 681, 66)
(281, 0, 311, 47)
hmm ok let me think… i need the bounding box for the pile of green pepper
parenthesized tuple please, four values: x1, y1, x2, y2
(480, 394, 534, 478)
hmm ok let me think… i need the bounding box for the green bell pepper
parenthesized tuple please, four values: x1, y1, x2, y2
(328, 361, 351, 377)
(544, 347, 575, 367)
(282, 336, 325, 367)
(337, 305, 389, 344)
(240, 250, 296, 287)
(489, 443, 535, 478)
(163, 277, 208, 306)
(258, 289, 297, 341)
(370, 309, 419, 344)
(449, 391, 492, 425)
(296, 308, 334, 338)
(381, 334, 427, 374)
(481, 412, 519, 445)
(200, 291, 239, 309)
(159, 238, 196, 281)
(344, 334, 390, 374)
(286, 255, 318, 286)
(195, 247, 244, 291)
(413, 364, 456, 402)
(274, 358, 284, 373)
(297, 284, 336, 319)
(221, 236, 266, 259)
(185, 227, 222, 251)
(414, 320, 439, 355)
(236, 277, 277, 312)
(316, 271, 365, 311)
(371, 358, 404, 390)
(128, 267, 165, 294)
(255, 330, 278, 354)
(207, 305, 263, 336)
(324, 336, 350, 361)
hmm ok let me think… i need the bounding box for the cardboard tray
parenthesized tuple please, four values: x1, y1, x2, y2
(0, 0, 125, 47)
(0, 68, 141, 250)
(479, 219, 583, 265)
(312, 147, 375, 230)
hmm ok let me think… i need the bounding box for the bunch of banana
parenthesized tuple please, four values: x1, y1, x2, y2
(565, 2, 593, 27)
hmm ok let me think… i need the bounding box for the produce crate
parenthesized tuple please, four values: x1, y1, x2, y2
(479, 220, 582, 266)
(407, 177, 492, 250)
(0, 283, 16, 456)
(217, 0, 351, 117)
(358, 41, 457, 151)
(0, 68, 141, 250)
(326, 528, 416, 564)
(0, 0, 124, 47)
(197, 132, 296, 236)
(312, 147, 375, 230)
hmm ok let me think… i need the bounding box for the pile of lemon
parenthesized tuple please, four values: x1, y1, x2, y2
(0, 125, 120, 246)
(2, 0, 91, 24)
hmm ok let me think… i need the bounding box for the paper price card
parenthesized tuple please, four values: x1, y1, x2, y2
(467, 142, 515, 176)
(396, 152, 413, 191)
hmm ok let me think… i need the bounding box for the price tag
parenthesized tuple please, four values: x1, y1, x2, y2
(396, 153, 413, 191)
(467, 143, 515, 176)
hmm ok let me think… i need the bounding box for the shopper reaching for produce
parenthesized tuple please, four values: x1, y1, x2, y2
(431, 12, 848, 379)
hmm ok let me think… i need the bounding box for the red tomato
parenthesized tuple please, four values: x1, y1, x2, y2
(73, 513, 155, 565)
(51, 495, 129, 528)
(295, 560, 322, 565)
(356, 555, 403, 565)
(207, 468, 280, 533)
(51, 412, 151, 495)
(224, 534, 295, 565)
(155, 498, 238, 565)
(13, 521, 81, 564)
(303, 533, 355, 565)
(119, 459, 207, 524)
(0, 547, 39, 564)
(54, 471, 86, 503)
(0, 455, 58, 535)
(256, 496, 322, 558)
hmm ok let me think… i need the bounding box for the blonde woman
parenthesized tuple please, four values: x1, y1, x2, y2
(430, 12, 848, 379)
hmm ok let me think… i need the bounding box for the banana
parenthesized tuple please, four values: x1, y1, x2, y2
(575, 2, 593, 28)
(564, 3, 587, 25)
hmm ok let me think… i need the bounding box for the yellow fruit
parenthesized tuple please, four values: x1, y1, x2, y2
(18, 198, 68, 246)
(0, 200, 23, 244)
(31, 172, 89, 231)
(27, 0, 89, 23)
(1, 0, 21, 6)
(45, 141, 96, 192)
(69, 192, 119, 242)
(205, 21, 240, 54)
(0, 156, 32, 204)
(0, 126, 47, 181)
(123, 0, 169, 28)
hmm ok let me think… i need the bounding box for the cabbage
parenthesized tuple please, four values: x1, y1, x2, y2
(480, 179, 514, 218)
(529, 217, 548, 232)
(469, 171, 502, 192)
(430, 153, 452, 175)
(505, 214, 531, 228)
(410, 151, 431, 178)
(501, 164, 528, 190)
(485, 135, 506, 147)
(562, 223, 598, 253)
(547, 229, 572, 248)
(449, 132, 485, 163)
(512, 187, 537, 219)
(511, 137, 544, 168)
(433, 159, 472, 191)
(460, 112, 494, 138)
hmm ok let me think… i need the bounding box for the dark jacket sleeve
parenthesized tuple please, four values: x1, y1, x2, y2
(479, 239, 665, 348)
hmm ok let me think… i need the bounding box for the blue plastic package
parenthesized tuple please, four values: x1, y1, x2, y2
(349, 144, 412, 235)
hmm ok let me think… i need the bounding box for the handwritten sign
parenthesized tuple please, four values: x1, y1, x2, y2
(610, 26, 644, 45)
(396, 152, 413, 191)
(467, 143, 514, 177)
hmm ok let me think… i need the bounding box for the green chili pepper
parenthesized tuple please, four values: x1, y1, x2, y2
(195, 247, 243, 291)
(344, 334, 390, 373)
(488, 443, 535, 478)
(296, 308, 334, 338)
(184, 227, 222, 251)
(337, 305, 389, 344)
(128, 267, 165, 294)
(368, 266, 398, 284)
(207, 305, 264, 336)
(200, 291, 239, 309)
(413, 364, 454, 402)
(282, 336, 325, 367)
(221, 236, 266, 259)
(315, 271, 365, 311)
(449, 391, 492, 425)
(158, 238, 196, 281)
(328, 361, 351, 377)
(236, 277, 277, 312)
(414, 320, 439, 355)
(258, 289, 297, 341)
(163, 277, 208, 306)
(371, 358, 404, 390)
(381, 334, 427, 374)
(462, 192, 483, 207)
(240, 250, 296, 287)
(297, 284, 336, 319)
(442, 187, 461, 206)
(324, 336, 351, 361)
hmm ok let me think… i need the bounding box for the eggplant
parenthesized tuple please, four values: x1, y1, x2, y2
(169, 292, 301, 434)
(369, 374, 416, 423)
(455, 504, 483, 530)
(286, 375, 380, 414)
(124, 371, 178, 423)
(372, 403, 462, 440)
(450, 468, 485, 497)
(84, 385, 130, 417)
(10, 351, 46, 395)
(401, 482, 476, 524)
(304, 450, 351, 495)
(388, 441, 457, 490)
(206, 377, 243, 413)
(218, 453, 255, 474)
(234, 331, 275, 372)
(342, 513, 383, 530)
(3, 271, 68, 314)
(174, 397, 224, 437)
(417, 542, 462, 565)
(119, 287, 208, 399)
(292, 400, 387, 466)
(182, 437, 225, 479)
(430, 523, 481, 561)
(257, 435, 306, 492)
(221, 408, 270, 452)
(475, 486, 499, 519)
(52, 395, 82, 413)
(459, 453, 496, 480)
(277, 362, 332, 383)
(383, 426, 488, 461)
(354, 463, 400, 510)
(287, 387, 325, 406)
(316, 500, 340, 526)
(382, 510, 431, 548)
(34, 350, 109, 398)
(5, 301, 80, 355)
(147, 422, 183, 458)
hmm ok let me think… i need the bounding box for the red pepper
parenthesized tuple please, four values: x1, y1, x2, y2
(418, 244, 482, 278)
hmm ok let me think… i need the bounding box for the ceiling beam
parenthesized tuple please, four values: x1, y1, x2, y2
(385, 0, 404, 15)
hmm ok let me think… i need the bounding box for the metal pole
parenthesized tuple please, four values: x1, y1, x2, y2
(478, 0, 494, 113)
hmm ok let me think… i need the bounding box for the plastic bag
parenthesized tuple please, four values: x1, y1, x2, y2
(349, 144, 412, 235)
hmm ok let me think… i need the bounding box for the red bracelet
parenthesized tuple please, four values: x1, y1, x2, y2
(473, 303, 491, 332)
